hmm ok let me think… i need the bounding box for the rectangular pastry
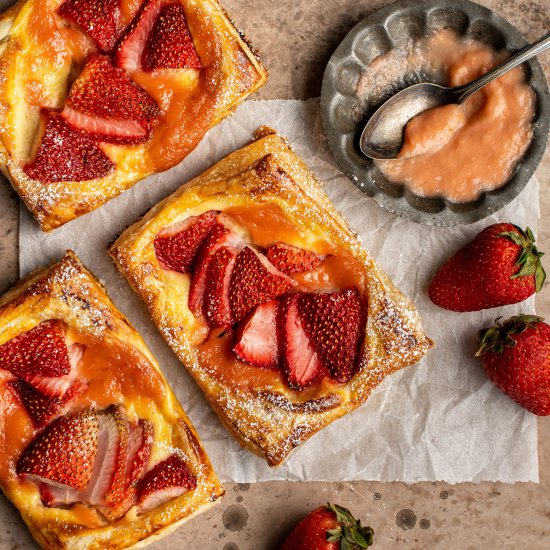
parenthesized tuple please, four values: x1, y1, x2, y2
(109, 128, 433, 467)
(0, 251, 223, 549)
(0, 0, 267, 231)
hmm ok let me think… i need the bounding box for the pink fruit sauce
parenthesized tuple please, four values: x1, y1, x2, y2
(357, 29, 536, 203)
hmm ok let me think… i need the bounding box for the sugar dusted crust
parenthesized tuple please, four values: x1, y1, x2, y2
(0, 252, 224, 550)
(0, 0, 267, 231)
(109, 129, 434, 466)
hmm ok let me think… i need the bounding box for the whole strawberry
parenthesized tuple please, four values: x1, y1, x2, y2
(280, 503, 374, 550)
(429, 223, 546, 312)
(476, 315, 550, 415)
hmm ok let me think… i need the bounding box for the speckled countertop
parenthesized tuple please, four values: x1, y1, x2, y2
(0, 0, 549, 548)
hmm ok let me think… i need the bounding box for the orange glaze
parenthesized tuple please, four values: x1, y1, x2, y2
(127, 0, 225, 172)
(223, 204, 322, 250)
(224, 204, 367, 293)
(0, 330, 166, 512)
(75, 333, 167, 408)
(23, 0, 228, 172)
(0, 385, 34, 482)
(198, 330, 338, 400)
(369, 30, 536, 202)
(195, 205, 367, 394)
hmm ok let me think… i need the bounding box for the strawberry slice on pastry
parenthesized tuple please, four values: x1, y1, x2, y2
(229, 246, 295, 323)
(116, 0, 202, 72)
(24, 112, 115, 184)
(299, 289, 365, 384)
(266, 242, 323, 275)
(8, 378, 87, 428)
(233, 301, 279, 369)
(277, 294, 324, 389)
(19, 406, 155, 519)
(0, 320, 86, 399)
(188, 221, 245, 317)
(58, 0, 123, 53)
(62, 54, 161, 144)
(154, 210, 218, 273)
(137, 454, 196, 514)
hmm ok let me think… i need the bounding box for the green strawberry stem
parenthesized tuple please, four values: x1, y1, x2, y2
(476, 315, 544, 356)
(325, 503, 374, 549)
(500, 226, 546, 292)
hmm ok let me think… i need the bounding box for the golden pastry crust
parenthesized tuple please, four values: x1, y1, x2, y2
(0, 251, 224, 550)
(0, 0, 267, 231)
(110, 129, 433, 466)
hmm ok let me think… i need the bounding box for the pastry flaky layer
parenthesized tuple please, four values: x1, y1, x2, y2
(109, 127, 434, 467)
(0, 0, 267, 231)
(0, 252, 224, 550)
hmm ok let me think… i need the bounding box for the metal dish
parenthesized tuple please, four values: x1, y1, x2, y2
(320, 0, 550, 226)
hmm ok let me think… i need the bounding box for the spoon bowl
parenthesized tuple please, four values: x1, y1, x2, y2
(360, 83, 459, 160)
(360, 30, 550, 160)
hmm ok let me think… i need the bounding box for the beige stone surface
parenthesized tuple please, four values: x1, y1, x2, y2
(0, 0, 549, 548)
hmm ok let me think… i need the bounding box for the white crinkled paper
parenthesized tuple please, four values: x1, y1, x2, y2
(19, 99, 538, 483)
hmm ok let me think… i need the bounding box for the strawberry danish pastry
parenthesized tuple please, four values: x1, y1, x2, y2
(0, 0, 266, 230)
(110, 128, 433, 466)
(0, 252, 223, 549)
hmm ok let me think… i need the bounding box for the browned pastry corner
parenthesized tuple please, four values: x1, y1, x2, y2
(0, 0, 267, 231)
(0, 251, 224, 549)
(110, 128, 433, 467)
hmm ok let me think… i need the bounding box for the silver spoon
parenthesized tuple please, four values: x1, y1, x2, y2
(360, 31, 550, 160)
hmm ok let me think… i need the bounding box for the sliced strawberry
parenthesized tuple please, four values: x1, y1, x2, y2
(126, 419, 154, 487)
(8, 377, 87, 428)
(57, 0, 123, 52)
(81, 406, 128, 507)
(62, 109, 150, 144)
(267, 242, 323, 275)
(0, 320, 84, 399)
(115, 0, 201, 72)
(230, 246, 295, 323)
(188, 223, 245, 316)
(299, 290, 365, 384)
(24, 111, 115, 184)
(234, 301, 279, 369)
(39, 483, 80, 508)
(154, 210, 218, 273)
(143, 2, 202, 71)
(33, 407, 150, 516)
(277, 295, 324, 389)
(33, 343, 85, 399)
(115, 0, 163, 71)
(103, 406, 129, 506)
(137, 454, 196, 514)
(99, 417, 153, 520)
(17, 408, 100, 492)
(203, 247, 237, 329)
(62, 54, 161, 144)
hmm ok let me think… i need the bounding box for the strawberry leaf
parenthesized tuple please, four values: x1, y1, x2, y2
(500, 231, 526, 246)
(350, 526, 369, 547)
(361, 526, 375, 545)
(327, 503, 355, 526)
(535, 259, 547, 293)
(476, 315, 545, 356)
(325, 503, 375, 548)
(326, 528, 342, 542)
(501, 227, 546, 292)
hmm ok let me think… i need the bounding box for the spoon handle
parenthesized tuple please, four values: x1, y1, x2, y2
(456, 30, 550, 103)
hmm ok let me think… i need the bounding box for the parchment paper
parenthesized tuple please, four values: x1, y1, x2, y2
(19, 99, 539, 483)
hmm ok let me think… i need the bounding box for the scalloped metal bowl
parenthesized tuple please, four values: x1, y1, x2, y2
(320, 0, 550, 226)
